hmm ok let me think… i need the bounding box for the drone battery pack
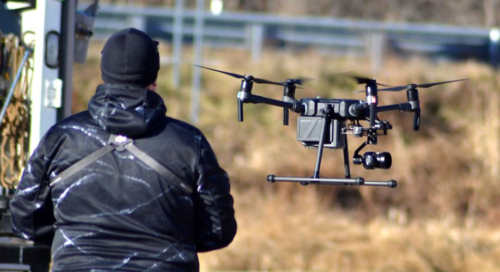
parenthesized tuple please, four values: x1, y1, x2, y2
(297, 117, 345, 149)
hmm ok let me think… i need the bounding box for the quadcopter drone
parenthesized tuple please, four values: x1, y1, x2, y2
(196, 65, 468, 189)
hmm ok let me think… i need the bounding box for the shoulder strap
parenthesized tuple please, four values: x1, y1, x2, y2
(49, 144, 116, 187)
(49, 135, 193, 195)
(124, 143, 193, 195)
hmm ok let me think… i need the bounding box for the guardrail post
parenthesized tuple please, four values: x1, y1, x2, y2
(489, 28, 499, 69)
(365, 32, 386, 73)
(247, 23, 263, 63)
(190, 0, 204, 124)
(172, 0, 184, 88)
(128, 15, 146, 31)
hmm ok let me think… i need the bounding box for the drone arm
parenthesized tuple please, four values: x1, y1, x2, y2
(349, 102, 368, 116)
(239, 92, 303, 113)
(377, 103, 413, 113)
(377, 102, 420, 131)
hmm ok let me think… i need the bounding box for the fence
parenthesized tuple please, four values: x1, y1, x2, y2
(93, 5, 497, 65)
(91, 4, 498, 123)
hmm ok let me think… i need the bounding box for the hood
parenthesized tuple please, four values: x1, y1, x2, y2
(88, 84, 167, 137)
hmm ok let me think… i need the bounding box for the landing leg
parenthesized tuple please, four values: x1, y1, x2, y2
(343, 134, 351, 178)
(313, 106, 332, 179)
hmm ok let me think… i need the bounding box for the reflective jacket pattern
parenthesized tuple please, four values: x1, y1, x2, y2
(10, 84, 237, 271)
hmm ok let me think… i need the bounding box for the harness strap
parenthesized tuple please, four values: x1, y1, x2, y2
(49, 144, 116, 187)
(124, 143, 193, 195)
(49, 135, 194, 195)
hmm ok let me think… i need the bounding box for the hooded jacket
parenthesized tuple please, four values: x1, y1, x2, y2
(10, 84, 237, 271)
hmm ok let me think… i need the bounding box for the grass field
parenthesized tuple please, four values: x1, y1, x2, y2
(74, 42, 500, 271)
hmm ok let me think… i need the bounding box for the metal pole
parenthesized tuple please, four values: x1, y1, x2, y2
(250, 24, 263, 63)
(367, 32, 384, 73)
(0, 49, 32, 125)
(190, 0, 204, 124)
(172, 0, 183, 88)
(59, 0, 76, 120)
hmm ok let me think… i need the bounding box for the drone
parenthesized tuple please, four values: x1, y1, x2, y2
(196, 65, 468, 189)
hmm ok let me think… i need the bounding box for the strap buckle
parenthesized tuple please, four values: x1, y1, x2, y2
(108, 135, 133, 151)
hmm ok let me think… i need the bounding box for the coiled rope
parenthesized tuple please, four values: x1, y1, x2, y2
(0, 32, 33, 189)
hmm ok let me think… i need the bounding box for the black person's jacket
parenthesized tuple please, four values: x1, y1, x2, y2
(10, 84, 237, 271)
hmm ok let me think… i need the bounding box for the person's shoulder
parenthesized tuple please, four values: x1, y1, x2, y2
(36, 111, 102, 152)
(44, 111, 98, 139)
(164, 116, 203, 137)
(49, 111, 92, 130)
(56, 111, 91, 125)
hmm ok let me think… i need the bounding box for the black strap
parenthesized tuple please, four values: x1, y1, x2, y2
(49, 145, 116, 187)
(49, 135, 194, 195)
(124, 143, 193, 195)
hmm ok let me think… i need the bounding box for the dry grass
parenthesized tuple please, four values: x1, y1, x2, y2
(74, 42, 500, 271)
(200, 189, 500, 271)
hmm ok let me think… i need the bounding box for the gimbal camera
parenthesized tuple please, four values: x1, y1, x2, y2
(196, 65, 468, 189)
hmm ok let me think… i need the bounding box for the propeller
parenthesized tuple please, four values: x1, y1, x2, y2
(195, 65, 287, 86)
(351, 76, 390, 87)
(373, 78, 468, 131)
(195, 65, 312, 90)
(196, 65, 311, 123)
(337, 72, 390, 87)
(285, 77, 312, 86)
(377, 78, 469, 92)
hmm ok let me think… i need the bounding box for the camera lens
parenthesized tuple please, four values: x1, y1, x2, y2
(362, 152, 392, 170)
(376, 152, 392, 169)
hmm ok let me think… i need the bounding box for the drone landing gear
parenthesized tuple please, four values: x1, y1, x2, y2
(267, 175, 397, 188)
(267, 106, 397, 188)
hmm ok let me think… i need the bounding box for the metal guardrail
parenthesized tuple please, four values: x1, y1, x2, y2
(92, 4, 498, 67)
(91, 4, 499, 124)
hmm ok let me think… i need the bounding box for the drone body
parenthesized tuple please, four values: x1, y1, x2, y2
(196, 65, 468, 189)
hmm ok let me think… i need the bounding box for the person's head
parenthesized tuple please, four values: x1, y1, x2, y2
(100, 28, 160, 90)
